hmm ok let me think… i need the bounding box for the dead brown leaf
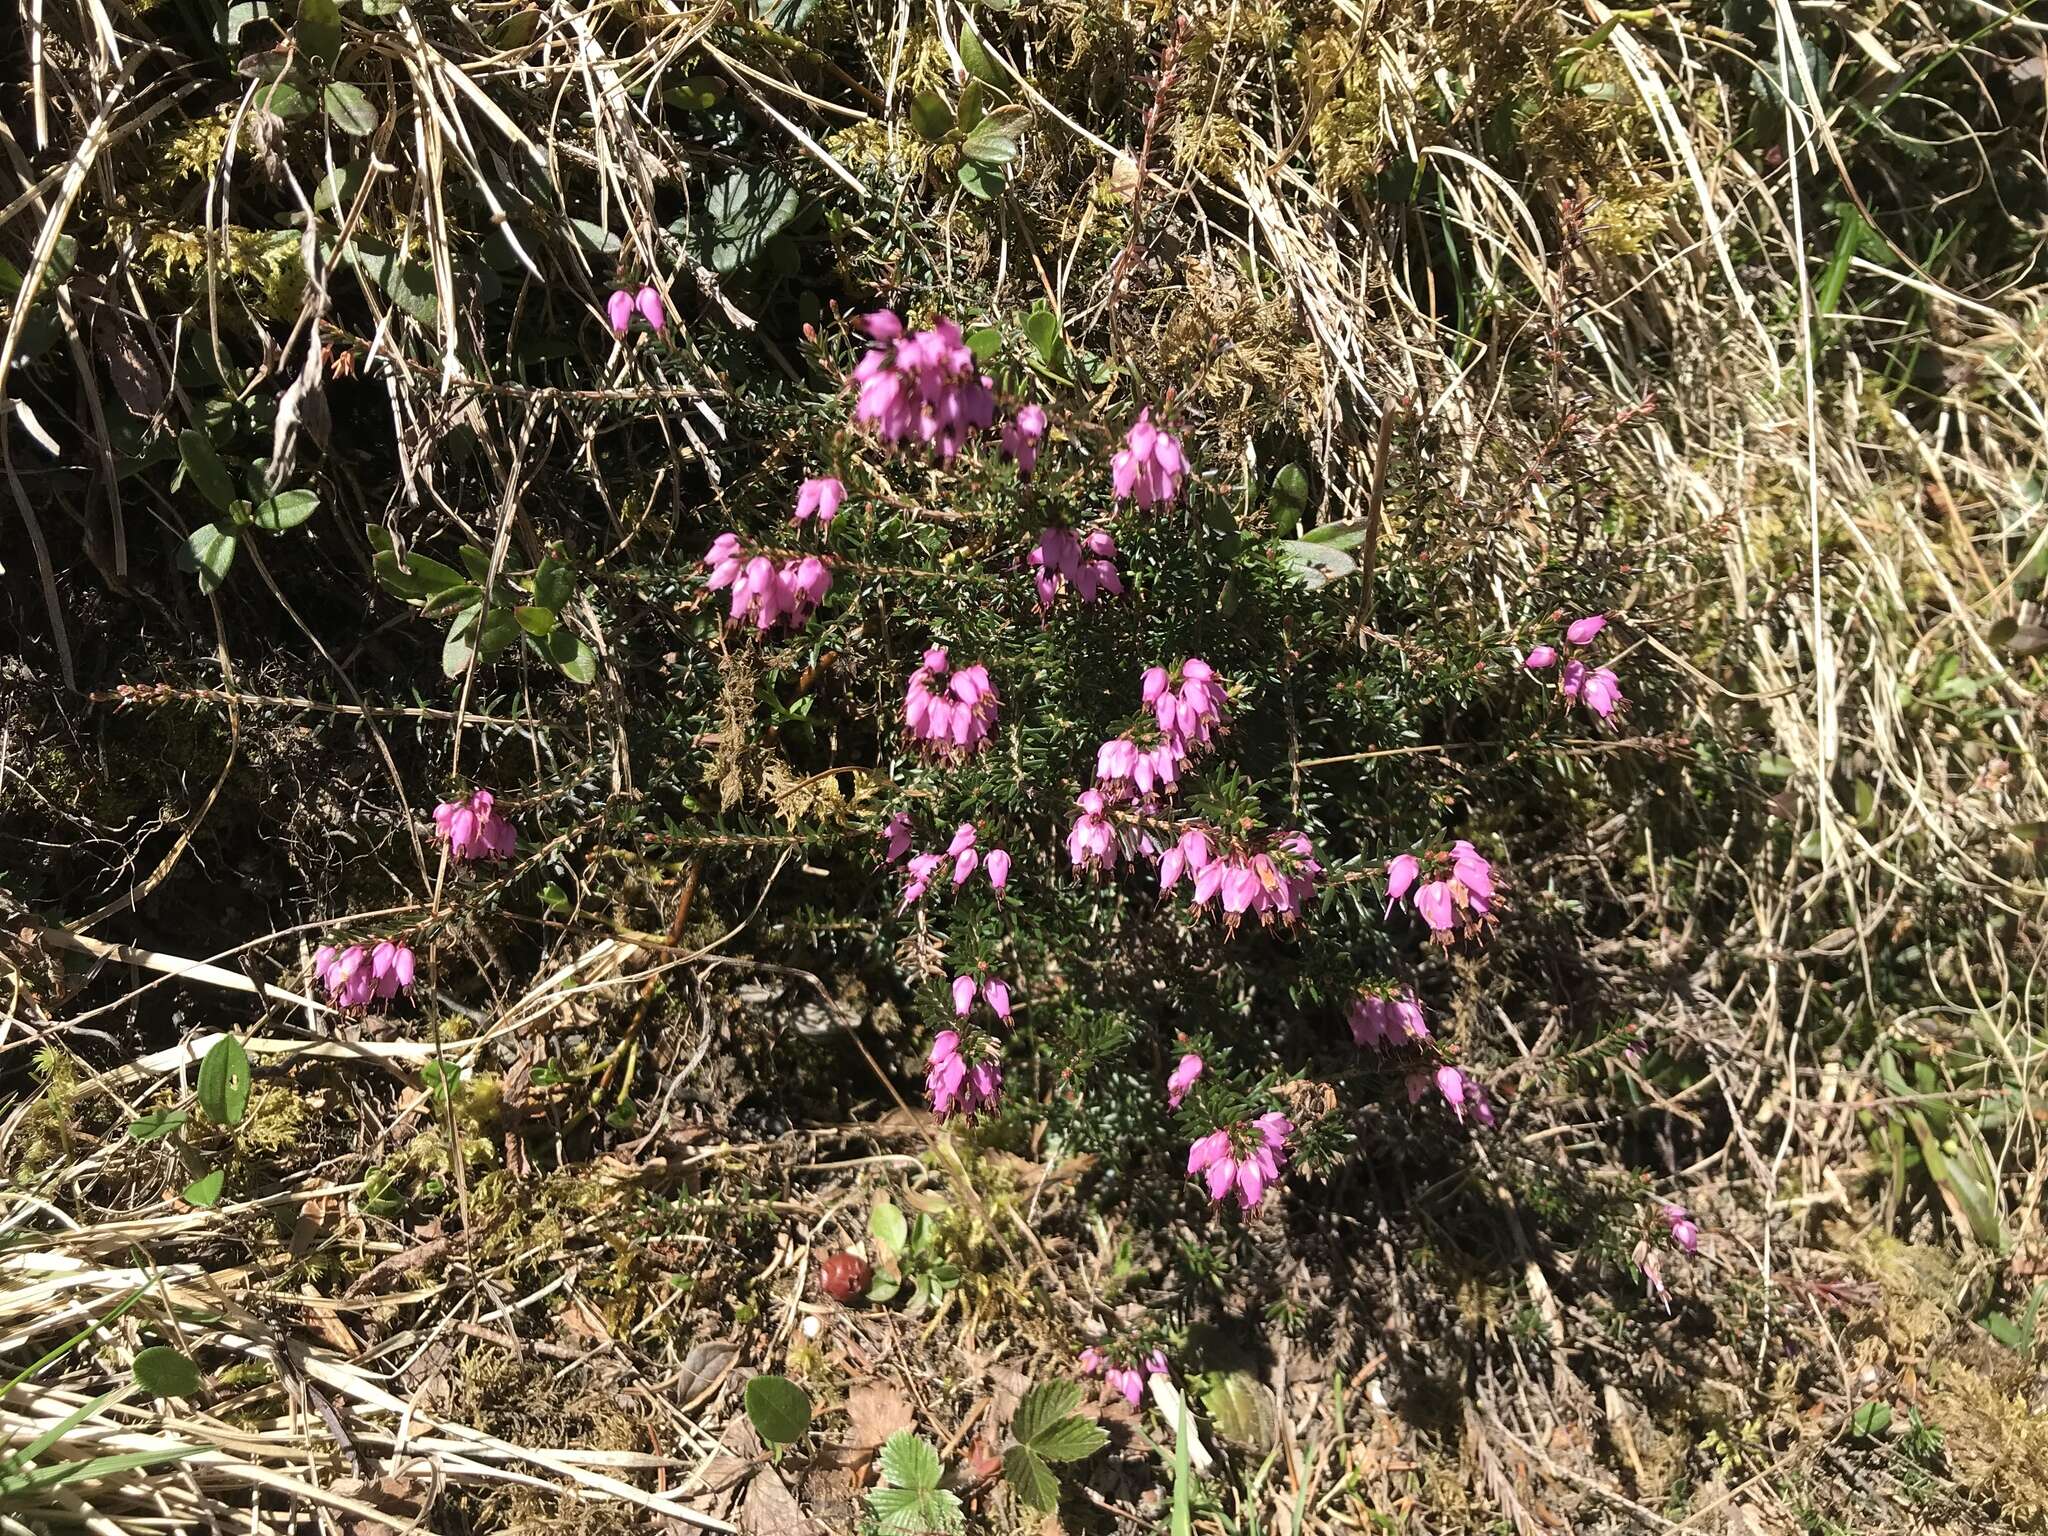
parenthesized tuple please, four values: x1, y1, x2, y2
(842, 1381, 915, 1448)
(675, 1340, 740, 1406)
(738, 1465, 814, 1536)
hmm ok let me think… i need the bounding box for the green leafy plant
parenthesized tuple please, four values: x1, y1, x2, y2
(866, 1430, 963, 1534)
(905, 85, 1030, 199)
(1000, 1380, 1108, 1513)
(174, 430, 322, 594)
(1982, 1280, 2048, 1357)
(368, 529, 596, 683)
(865, 1199, 963, 1312)
(127, 1036, 249, 1210)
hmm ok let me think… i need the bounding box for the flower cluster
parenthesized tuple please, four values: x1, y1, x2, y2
(1525, 612, 1625, 720)
(1635, 1202, 1700, 1308)
(951, 972, 1014, 1023)
(1408, 1064, 1496, 1128)
(1385, 841, 1497, 941)
(1142, 658, 1224, 754)
(1112, 409, 1188, 508)
(793, 476, 845, 527)
(434, 790, 515, 862)
(1078, 1346, 1169, 1408)
(851, 311, 996, 459)
(313, 939, 415, 1009)
(1187, 1113, 1292, 1209)
(1094, 733, 1182, 798)
(1027, 527, 1123, 609)
(903, 647, 1000, 758)
(703, 534, 832, 632)
(1166, 1052, 1204, 1108)
(1346, 990, 1431, 1049)
(926, 1029, 1002, 1119)
(605, 285, 665, 337)
(894, 821, 1010, 909)
(1001, 403, 1048, 473)
(1065, 789, 1119, 873)
(1162, 824, 1323, 928)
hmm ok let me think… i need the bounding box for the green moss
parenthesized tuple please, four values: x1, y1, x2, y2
(7, 1048, 81, 1180)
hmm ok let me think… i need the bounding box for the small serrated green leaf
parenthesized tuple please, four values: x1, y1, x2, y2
(1002, 1444, 1059, 1512)
(744, 1374, 812, 1445)
(531, 553, 573, 612)
(957, 160, 1004, 200)
(1028, 1415, 1107, 1463)
(958, 78, 988, 133)
(181, 1168, 226, 1208)
(964, 324, 1001, 363)
(131, 1347, 202, 1399)
(196, 1037, 252, 1126)
(1010, 1380, 1081, 1448)
(878, 1430, 942, 1491)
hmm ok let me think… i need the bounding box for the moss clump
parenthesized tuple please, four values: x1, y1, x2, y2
(1929, 1348, 2048, 1530)
(8, 1048, 82, 1180)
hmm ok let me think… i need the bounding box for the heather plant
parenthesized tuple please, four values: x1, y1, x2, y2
(6, 0, 2043, 1528)
(614, 299, 1690, 1258)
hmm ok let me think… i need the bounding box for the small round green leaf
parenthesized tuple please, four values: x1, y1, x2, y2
(744, 1373, 813, 1445)
(1269, 463, 1310, 535)
(132, 1346, 203, 1399)
(323, 82, 378, 137)
(909, 91, 953, 143)
(961, 105, 1028, 168)
(182, 1168, 226, 1208)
